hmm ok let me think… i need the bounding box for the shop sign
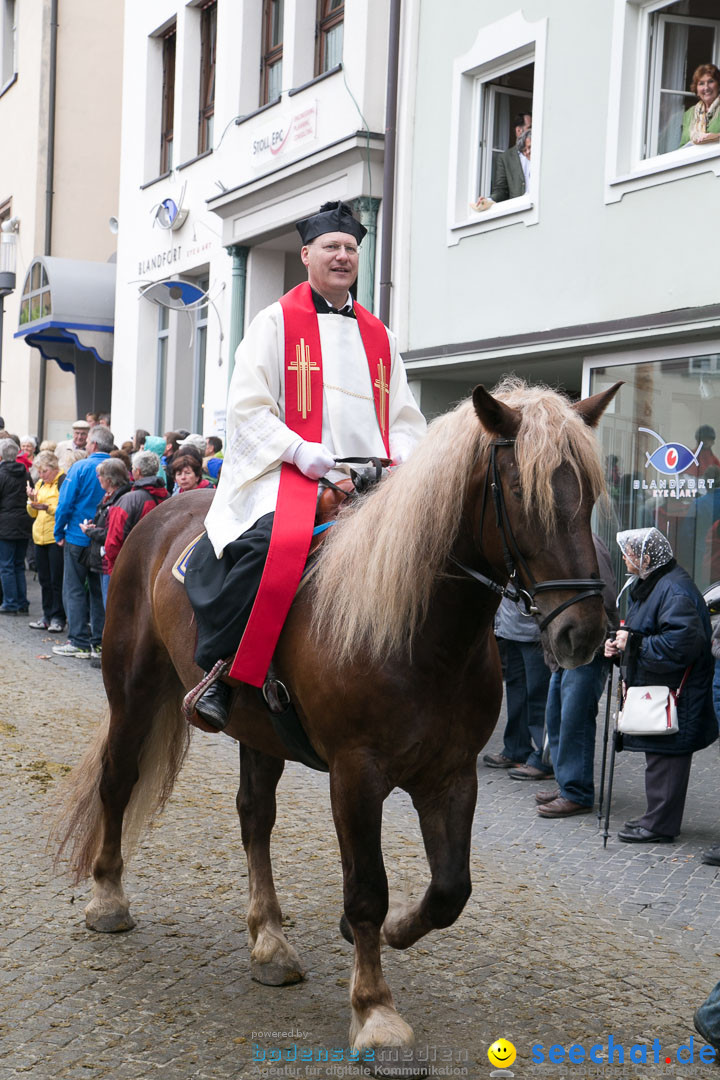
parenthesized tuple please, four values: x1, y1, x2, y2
(637, 425, 713, 499)
(153, 197, 188, 232)
(632, 476, 714, 498)
(640, 426, 702, 475)
(138, 244, 182, 277)
(250, 104, 318, 167)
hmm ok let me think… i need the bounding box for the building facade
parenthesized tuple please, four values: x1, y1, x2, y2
(399, 0, 720, 586)
(0, 0, 123, 441)
(112, 0, 391, 446)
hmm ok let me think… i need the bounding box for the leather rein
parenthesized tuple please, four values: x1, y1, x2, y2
(451, 438, 605, 633)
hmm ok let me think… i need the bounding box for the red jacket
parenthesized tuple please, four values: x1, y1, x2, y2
(104, 477, 168, 572)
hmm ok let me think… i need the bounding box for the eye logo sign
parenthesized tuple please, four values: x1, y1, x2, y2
(640, 427, 701, 476)
(151, 192, 189, 232)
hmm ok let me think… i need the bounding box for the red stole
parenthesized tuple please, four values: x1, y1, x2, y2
(229, 281, 391, 686)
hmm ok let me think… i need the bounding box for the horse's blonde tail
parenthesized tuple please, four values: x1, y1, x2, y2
(52, 709, 110, 884)
(52, 694, 191, 885)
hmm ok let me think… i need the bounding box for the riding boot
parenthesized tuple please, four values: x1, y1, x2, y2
(195, 678, 233, 730)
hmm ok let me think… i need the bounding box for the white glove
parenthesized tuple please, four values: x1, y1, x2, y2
(291, 440, 336, 480)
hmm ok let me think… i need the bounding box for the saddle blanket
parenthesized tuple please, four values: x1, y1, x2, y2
(172, 529, 329, 586)
(172, 533, 204, 582)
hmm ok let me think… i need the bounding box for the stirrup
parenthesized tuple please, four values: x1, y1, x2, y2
(183, 659, 229, 723)
(262, 676, 292, 715)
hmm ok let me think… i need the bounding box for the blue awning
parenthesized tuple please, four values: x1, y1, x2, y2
(14, 256, 115, 371)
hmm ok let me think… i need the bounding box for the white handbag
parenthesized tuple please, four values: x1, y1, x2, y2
(617, 668, 691, 736)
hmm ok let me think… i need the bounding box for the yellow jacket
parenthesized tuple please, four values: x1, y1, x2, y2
(27, 472, 65, 545)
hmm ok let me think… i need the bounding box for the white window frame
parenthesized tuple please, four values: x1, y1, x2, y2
(606, 0, 720, 204)
(582, 336, 720, 397)
(476, 80, 533, 202)
(192, 278, 209, 433)
(1, 0, 17, 91)
(645, 12, 719, 158)
(155, 305, 170, 434)
(446, 13, 546, 247)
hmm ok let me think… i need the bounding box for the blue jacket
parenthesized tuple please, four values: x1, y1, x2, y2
(621, 563, 717, 756)
(54, 452, 110, 547)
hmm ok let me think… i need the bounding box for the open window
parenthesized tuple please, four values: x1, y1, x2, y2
(446, 13, 546, 244)
(476, 64, 533, 203)
(606, 0, 720, 201)
(644, 1, 720, 158)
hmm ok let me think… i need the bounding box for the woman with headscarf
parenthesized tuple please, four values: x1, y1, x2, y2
(605, 527, 716, 843)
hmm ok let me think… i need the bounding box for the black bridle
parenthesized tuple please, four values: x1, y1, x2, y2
(452, 438, 605, 633)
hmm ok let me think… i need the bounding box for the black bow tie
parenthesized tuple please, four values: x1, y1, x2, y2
(310, 288, 356, 318)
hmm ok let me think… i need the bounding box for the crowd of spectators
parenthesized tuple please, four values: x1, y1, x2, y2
(0, 413, 223, 662)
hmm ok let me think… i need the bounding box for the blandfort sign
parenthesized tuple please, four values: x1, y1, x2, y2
(138, 245, 182, 277)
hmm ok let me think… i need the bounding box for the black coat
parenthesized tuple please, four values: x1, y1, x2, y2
(0, 461, 32, 541)
(621, 562, 717, 756)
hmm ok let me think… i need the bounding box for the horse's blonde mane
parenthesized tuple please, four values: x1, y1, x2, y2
(311, 377, 606, 664)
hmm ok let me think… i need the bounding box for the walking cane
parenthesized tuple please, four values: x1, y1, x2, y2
(596, 664, 614, 825)
(602, 670, 624, 848)
(602, 732, 619, 848)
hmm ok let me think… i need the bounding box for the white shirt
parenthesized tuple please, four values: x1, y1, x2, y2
(520, 151, 531, 190)
(204, 300, 426, 558)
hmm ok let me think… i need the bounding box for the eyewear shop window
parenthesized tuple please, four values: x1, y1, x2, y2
(590, 355, 720, 593)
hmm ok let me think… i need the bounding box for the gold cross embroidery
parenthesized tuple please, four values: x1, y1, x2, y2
(288, 338, 319, 420)
(374, 358, 389, 434)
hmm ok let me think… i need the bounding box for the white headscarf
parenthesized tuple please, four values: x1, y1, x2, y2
(616, 527, 673, 580)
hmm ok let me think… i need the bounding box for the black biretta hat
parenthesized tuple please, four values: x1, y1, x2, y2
(295, 200, 367, 245)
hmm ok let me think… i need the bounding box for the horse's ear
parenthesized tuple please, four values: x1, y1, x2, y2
(472, 385, 521, 439)
(573, 382, 623, 428)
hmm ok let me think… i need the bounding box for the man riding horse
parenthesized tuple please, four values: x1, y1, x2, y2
(185, 200, 427, 729)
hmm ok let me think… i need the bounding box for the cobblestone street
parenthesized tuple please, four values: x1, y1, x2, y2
(1, 577, 719, 1079)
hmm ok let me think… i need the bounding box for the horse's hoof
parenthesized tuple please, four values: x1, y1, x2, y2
(351, 1005, 415, 1059)
(250, 958, 305, 986)
(85, 900, 136, 933)
(339, 913, 354, 944)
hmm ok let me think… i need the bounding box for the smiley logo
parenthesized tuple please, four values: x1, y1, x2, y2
(488, 1038, 517, 1068)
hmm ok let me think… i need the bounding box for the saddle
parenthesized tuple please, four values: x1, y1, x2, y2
(182, 457, 391, 752)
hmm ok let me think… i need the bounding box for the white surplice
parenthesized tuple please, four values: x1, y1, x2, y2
(205, 300, 427, 558)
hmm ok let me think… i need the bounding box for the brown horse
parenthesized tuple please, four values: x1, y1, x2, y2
(55, 378, 619, 1071)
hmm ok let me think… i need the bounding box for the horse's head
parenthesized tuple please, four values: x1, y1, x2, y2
(470, 381, 621, 668)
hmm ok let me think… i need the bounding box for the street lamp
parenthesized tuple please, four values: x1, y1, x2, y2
(0, 218, 19, 415)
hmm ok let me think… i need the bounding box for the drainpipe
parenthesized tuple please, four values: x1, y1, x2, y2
(37, 0, 59, 439)
(378, 0, 402, 326)
(352, 196, 380, 312)
(226, 244, 249, 385)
